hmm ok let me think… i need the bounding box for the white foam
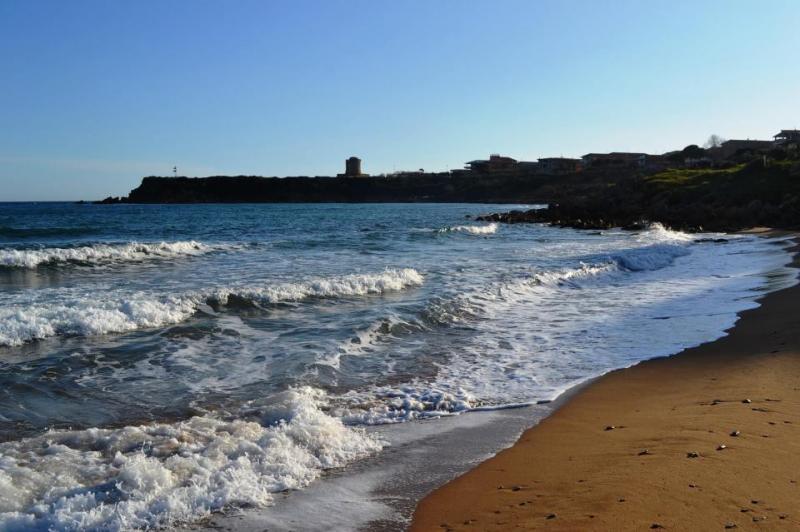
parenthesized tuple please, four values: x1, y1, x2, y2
(321, 315, 425, 368)
(439, 223, 498, 235)
(205, 268, 424, 307)
(0, 269, 424, 346)
(340, 235, 796, 426)
(640, 222, 694, 243)
(0, 241, 219, 269)
(0, 387, 381, 531)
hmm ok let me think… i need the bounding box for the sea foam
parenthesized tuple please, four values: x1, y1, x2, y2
(0, 269, 424, 346)
(438, 223, 498, 235)
(0, 241, 218, 269)
(0, 387, 381, 531)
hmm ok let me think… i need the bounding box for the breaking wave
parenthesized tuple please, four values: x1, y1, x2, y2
(438, 223, 498, 235)
(0, 269, 424, 346)
(610, 243, 691, 272)
(0, 387, 381, 531)
(203, 268, 424, 308)
(0, 241, 220, 269)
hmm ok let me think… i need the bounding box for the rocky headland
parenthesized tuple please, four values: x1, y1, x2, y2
(478, 160, 800, 233)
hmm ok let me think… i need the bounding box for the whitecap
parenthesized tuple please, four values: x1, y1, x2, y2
(0, 241, 219, 269)
(0, 269, 425, 346)
(438, 223, 498, 235)
(0, 387, 380, 531)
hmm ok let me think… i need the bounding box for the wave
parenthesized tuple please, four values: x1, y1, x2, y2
(0, 269, 424, 346)
(610, 243, 691, 271)
(0, 387, 381, 531)
(640, 222, 694, 244)
(0, 241, 220, 269)
(421, 262, 617, 327)
(204, 268, 424, 308)
(438, 223, 498, 235)
(320, 315, 426, 368)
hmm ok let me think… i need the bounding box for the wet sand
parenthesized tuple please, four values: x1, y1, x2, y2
(413, 239, 800, 531)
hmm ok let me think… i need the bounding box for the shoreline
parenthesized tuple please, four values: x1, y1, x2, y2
(412, 236, 800, 531)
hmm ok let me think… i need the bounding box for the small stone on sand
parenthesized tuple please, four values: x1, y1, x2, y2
(605, 425, 615, 431)
(742, 399, 752, 404)
(545, 513, 556, 519)
(730, 430, 740, 437)
(717, 444, 727, 451)
(638, 449, 651, 456)
(687, 451, 699, 458)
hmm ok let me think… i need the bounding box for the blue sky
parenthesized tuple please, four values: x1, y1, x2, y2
(1, 0, 798, 200)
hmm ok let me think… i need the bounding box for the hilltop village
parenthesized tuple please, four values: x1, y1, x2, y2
(338, 129, 798, 179)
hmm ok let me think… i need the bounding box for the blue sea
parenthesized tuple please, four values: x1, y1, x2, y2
(0, 202, 795, 530)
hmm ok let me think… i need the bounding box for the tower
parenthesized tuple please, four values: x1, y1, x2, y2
(345, 156, 362, 177)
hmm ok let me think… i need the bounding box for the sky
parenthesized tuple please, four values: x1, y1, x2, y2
(1, 0, 798, 201)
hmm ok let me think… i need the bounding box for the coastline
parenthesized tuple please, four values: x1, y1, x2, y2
(412, 236, 800, 531)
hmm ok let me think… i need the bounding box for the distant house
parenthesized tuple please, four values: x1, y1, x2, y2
(537, 157, 581, 175)
(581, 152, 648, 169)
(464, 154, 518, 173)
(709, 139, 773, 161)
(517, 161, 540, 173)
(774, 130, 800, 148)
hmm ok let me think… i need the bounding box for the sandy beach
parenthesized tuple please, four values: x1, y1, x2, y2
(413, 238, 800, 531)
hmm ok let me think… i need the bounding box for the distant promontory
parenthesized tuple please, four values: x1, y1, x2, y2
(98, 130, 800, 232)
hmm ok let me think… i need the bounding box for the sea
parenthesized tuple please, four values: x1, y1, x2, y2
(0, 202, 795, 531)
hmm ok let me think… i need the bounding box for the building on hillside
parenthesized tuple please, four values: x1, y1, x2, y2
(338, 156, 369, 177)
(774, 130, 800, 149)
(517, 161, 540, 173)
(537, 157, 581, 175)
(708, 139, 773, 161)
(581, 152, 648, 169)
(464, 154, 518, 173)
